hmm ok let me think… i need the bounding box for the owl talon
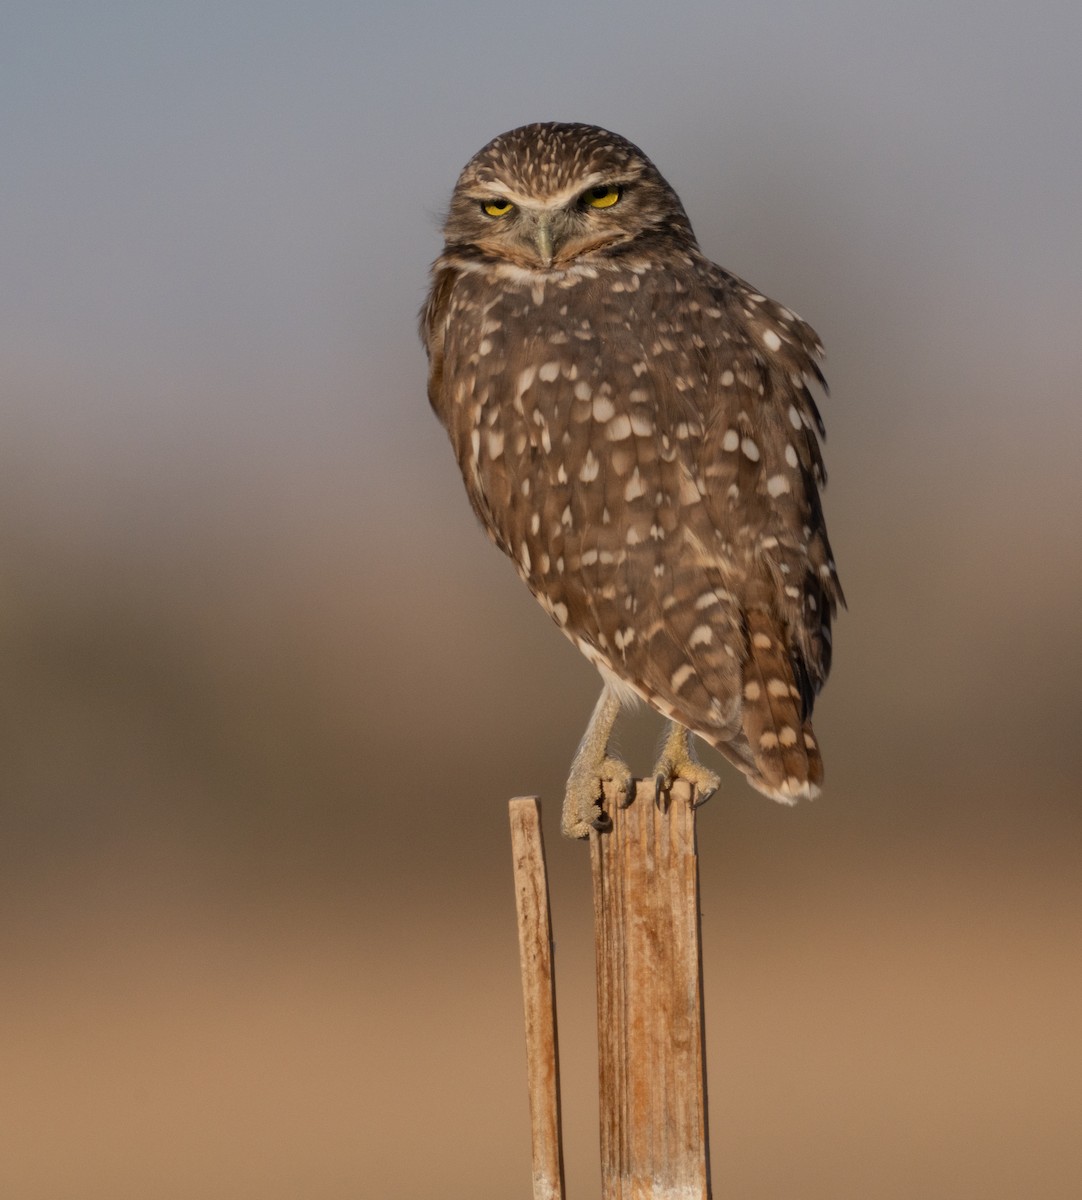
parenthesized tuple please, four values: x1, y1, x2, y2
(562, 753, 632, 839)
(652, 723, 721, 808)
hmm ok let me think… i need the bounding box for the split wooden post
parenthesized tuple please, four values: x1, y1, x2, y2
(510, 782, 711, 1198)
(590, 779, 711, 1199)
(509, 797, 567, 1200)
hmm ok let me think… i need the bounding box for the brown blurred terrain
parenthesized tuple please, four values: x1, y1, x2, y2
(4, 4, 1082, 1197)
(3, 398, 1080, 1198)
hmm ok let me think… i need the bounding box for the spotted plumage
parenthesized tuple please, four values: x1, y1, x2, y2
(421, 122, 843, 837)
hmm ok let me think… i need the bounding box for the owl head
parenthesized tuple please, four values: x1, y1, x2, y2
(441, 122, 695, 270)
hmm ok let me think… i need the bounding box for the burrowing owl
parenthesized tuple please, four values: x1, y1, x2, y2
(421, 122, 842, 838)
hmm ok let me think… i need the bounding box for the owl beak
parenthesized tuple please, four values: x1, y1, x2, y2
(533, 219, 555, 267)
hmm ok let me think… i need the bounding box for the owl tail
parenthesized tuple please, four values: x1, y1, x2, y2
(738, 610, 823, 803)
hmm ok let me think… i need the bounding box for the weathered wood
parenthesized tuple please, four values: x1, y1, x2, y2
(590, 779, 711, 1200)
(509, 797, 567, 1200)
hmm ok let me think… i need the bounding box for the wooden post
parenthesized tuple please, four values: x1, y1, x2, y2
(509, 783, 710, 1198)
(591, 780, 711, 1200)
(509, 797, 567, 1200)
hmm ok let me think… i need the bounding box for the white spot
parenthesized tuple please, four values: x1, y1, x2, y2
(607, 414, 633, 441)
(761, 329, 782, 352)
(530, 513, 540, 535)
(689, 624, 713, 647)
(626, 526, 642, 545)
(759, 731, 779, 750)
(538, 361, 560, 383)
(520, 477, 530, 496)
(478, 338, 493, 356)
(580, 549, 598, 566)
(553, 602, 568, 625)
(670, 664, 695, 692)
(516, 365, 537, 398)
(785, 585, 800, 599)
(779, 726, 798, 747)
(678, 471, 701, 505)
(741, 437, 760, 462)
(721, 429, 740, 452)
(785, 444, 799, 468)
(752, 632, 772, 650)
(630, 411, 653, 437)
(486, 430, 504, 458)
(556, 463, 567, 484)
(767, 678, 790, 698)
(574, 379, 592, 401)
(531, 284, 545, 306)
(788, 404, 802, 430)
(720, 369, 735, 387)
(614, 628, 635, 651)
(593, 396, 616, 422)
(624, 468, 646, 501)
(695, 592, 720, 610)
(744, 681, 761, 701)
(766, 474, 791, 497)
(561, 505, 573, 527)
(579, 450, 600, 482)
(470, 429, 480, 459)
(519, 543, 531, 572)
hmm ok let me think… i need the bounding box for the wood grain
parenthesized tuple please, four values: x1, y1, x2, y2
(590, 780, 711, 1199)
(509, 797, 566, 1200)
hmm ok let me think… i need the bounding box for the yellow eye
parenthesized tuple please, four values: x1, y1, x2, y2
(584, 185, 621, 209)
(482, 198, 514, 217)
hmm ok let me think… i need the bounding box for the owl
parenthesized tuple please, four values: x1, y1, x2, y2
(421, 122, 842, 838)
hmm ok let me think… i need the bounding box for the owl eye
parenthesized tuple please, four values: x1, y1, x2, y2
(482, 198, 515, 218)
(583, 185, 621, 210)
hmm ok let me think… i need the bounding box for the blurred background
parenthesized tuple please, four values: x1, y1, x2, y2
(3, 2, 1081, 1196)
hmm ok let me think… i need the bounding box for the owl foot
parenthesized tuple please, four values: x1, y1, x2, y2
(652, 723, 720, 808)
(561, 754, 633, 839)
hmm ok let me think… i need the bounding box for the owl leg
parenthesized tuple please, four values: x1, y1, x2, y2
(652, 723, 721, 807)
(561, 679, 633, 839)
